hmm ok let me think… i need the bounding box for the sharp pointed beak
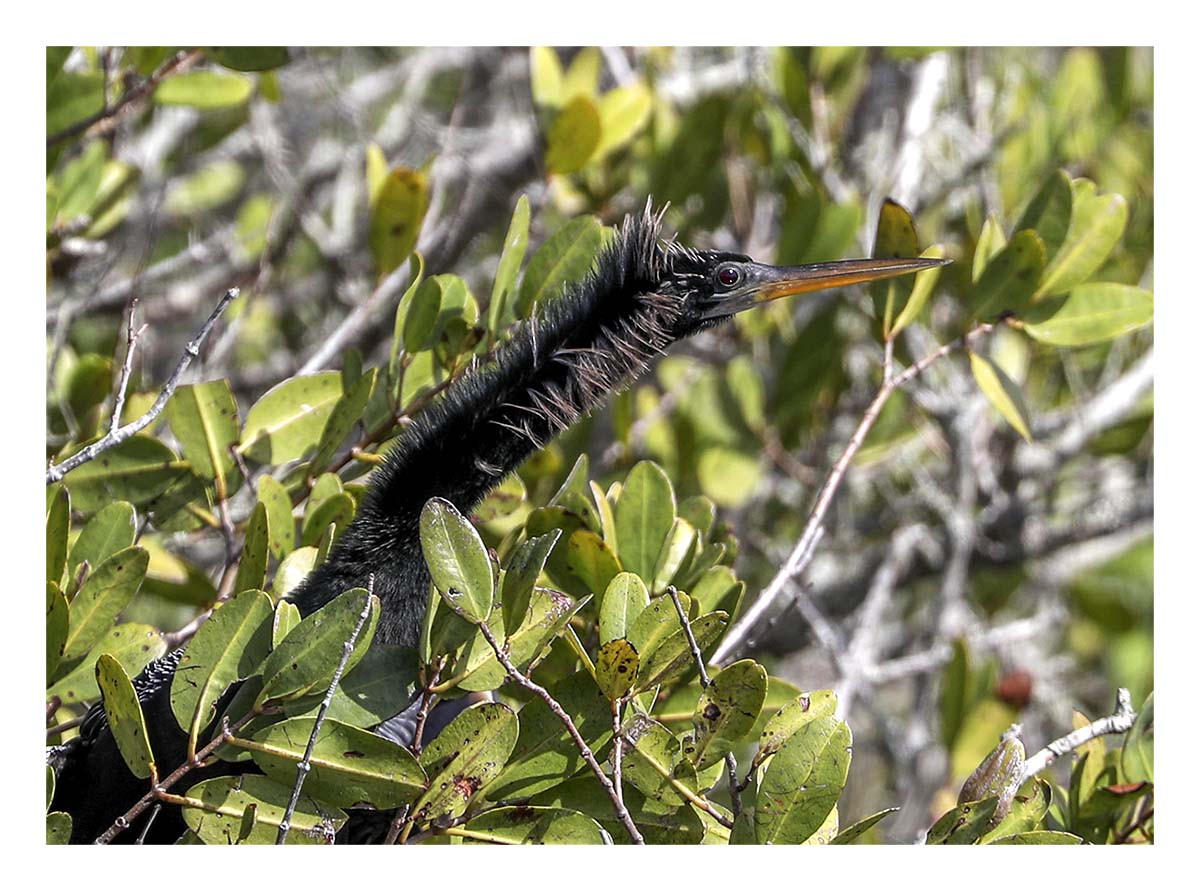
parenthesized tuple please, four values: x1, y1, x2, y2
(703, 256, 951, 319)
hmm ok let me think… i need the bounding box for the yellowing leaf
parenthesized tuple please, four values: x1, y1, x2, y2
(969, 352, 1033, 442)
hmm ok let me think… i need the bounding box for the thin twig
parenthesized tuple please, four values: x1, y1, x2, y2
(276, 577, 376, 844)
(47, 49, 204, 148)
(1021, 688, 1137, 783)
(134, 805, 162, 845)
(47, 288, 238, 484)
(713, 321, 995, 665)
(95, 707, 268, 844)
(110, 299, 147, 436)
(476, 622, 644, 844)
(666, 586, 742, 818)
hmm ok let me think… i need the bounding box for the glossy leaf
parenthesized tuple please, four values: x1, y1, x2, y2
(306, 368, 377, 476)
(247, 717, 425, 809)
(415, 702, 518, 823)
(166, 381, 240, 490)
(633, 611, 728, 693)
(256, 588, 379, 706)
(599, 572, 650, 644)
(488, 194, 530, 335)
(622, 715, 687, 806)
(756, 690, 838, 767)
(596, 638, 639, 701)
(47, 623, 165, 704)
(63, 435, 183, 511)
(517, 215, 604, 317)
(756, 715, 852, 844)
(233, 502, 270, 594)
(96, 653, 155, 779)
(1035, 181, 1128, 299)
(272, 600, 301, 648)
(485, 671, 613, 801)
(686, 659, 768, 770)
(615, 460, 676, 581)
(456, 806, 606, 844)
(565, 528, 621, 596)
(171, 589, 273, 752)
(69, 501, 136, 576)
(420, 497, 495, 624)
(272, 546, 317, 600)
(501, 529, 561, 636)
(926, 796, 1000, 845)
(628, 591, 692, 666)
(969, 352, 1033, 442)
(300, 492, 355, 549)
(240, 373, 343, 464)
(972, 230, 1046, 321)
(61, 546, 148, 664)
(1022, 283, 1153, 347)
(181, 774, 345, 845)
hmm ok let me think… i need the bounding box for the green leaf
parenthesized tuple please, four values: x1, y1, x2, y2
(1121, 692, 1154, 784)
(1015, 169, 1073, 258)
(233, 502, 270, 594)
(517, 215, 604, 317)
(562, 47, 601, 100)
(69, 501, 136, 577)
(651, 519, 696, 592)
(47, 624, 166, 704)
(46, 812, 73, 844)
(830, 807, 899, 844)
(55, 141, 106, 224)
(46, 71, 103, 139)
(615, 461, 676, 582)
(939, 638, 970, 750)
(155, 70, 254, 109)
(596, 638, 639, 701)
(96, 654, 155, 779)
(456, 807, 606, 844)
(622, 715, 688, 806)
(870, 199, 919, 336)
(686, 659, 768, 770)
(206, 47, 290, 71)
(257, 588, 379, 706)
(299, 492, 355, 550)
(1035, 181, 1128, 299)
(969, 352, 1034, 442)
(63, 435, 184, 511)
(756, 690, 838, 766)
(990, 830, 1083, 845)
(484, 672, 613, 801)
(756, 715, 852, 844)
(246, 717, 425, 809)
(600, 572, 650, 644)
(628, 591, 692, 666)
(172, 589, 273, 753)
(46, 485, 70, 586)
(973, 215, 1007, 283)
(487, 195, 531, 336)
(595, 83, 653, 159)
(633, 611, 728, 693)
(288, 643, 417, 728)
(1022, 283, 1153, 347)
(501, 529, 561, 636)
(926, 797, 1000, 845)
(181, 774, 345, 845)
(420, 497, 495, 624)
(369, 167, 429, 277)
(272, 600, 301, 648)
(47, 584, 69, 678)
(61, 546, 148, 664)
(240, 372, 343, 464)
(972, 229, 1046, 321)
(697, 446, 760, 509)
(305, 368, 375, 476)
(272, 546, 317, 600)
(166, 381, 240, 492)
(390, 254, 429, 375)
(529, 47, 564, 108)
(415, 702, 518, 823)
(565, 528, 621, 597)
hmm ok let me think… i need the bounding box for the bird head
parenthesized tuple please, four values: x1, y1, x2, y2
(662, 245, 951, 334)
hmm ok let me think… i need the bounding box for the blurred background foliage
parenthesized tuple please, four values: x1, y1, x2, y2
(46, 46, 1152, 842)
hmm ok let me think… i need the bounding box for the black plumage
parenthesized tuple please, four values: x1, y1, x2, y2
(49, 205, 945, 843)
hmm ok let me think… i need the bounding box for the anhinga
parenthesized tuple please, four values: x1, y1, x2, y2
(50, 205, 947, 843)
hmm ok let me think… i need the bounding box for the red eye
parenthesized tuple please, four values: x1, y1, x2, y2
(717, 266, 740, 287)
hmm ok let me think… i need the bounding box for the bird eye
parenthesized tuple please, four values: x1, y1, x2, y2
(716, 265, 741, 288)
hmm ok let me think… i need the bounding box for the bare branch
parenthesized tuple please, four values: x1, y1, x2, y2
(1021, 688, 1137, 783)
(46, 288, 238, 485)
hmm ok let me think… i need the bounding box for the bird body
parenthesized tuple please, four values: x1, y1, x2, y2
(50, 204, 946, 843)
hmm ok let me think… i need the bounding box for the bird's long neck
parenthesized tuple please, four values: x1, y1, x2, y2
(293, 211, 683, 645)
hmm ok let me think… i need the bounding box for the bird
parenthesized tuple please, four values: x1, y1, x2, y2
(49, 203, 947, 843)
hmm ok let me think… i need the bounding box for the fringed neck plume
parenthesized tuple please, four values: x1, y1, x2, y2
(293, 205, 694, 645)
